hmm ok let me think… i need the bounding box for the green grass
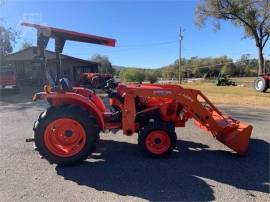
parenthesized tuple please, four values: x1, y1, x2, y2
(231, 77, 256, 83)
(182, 82, 270, 107)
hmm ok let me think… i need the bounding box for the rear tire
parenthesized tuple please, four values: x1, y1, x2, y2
(33, 105, 100, 165)
(254, 77, 268, 92)
(138, 122, 177, 158)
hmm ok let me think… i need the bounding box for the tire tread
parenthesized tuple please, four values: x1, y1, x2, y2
(34, 105, 100, 165)
(138, 122, 177, 158)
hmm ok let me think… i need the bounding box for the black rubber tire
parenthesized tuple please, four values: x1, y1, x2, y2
(138, 122, 177, 158)
(254, 77, 268, 92)
(33, 105, 100, 165)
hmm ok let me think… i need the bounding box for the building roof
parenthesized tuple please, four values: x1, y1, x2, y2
(6, 47, 98, 65)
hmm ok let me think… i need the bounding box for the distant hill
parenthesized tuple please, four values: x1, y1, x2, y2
(113, 65, 127, 70)
(113, 65, 155, 71)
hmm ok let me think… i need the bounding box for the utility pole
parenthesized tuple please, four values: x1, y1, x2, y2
(179, 27, 183, 84)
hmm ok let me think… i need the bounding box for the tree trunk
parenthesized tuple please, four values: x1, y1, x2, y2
(258, 46, 265, 75)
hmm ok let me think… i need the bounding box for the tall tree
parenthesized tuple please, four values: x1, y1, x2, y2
(20, 41, 33, 50)
(91, 54, 114, 74)
(120, 69, 145, 83)
(0, 25, 17, 65)
(195, 0, 270, 75)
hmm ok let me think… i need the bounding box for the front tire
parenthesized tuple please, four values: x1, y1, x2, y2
(138, 122, 177, 158)
(254, 77, 268, 92)
(34, 105, 100, 165)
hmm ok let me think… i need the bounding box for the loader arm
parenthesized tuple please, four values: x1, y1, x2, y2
(119, 84, 252, 155)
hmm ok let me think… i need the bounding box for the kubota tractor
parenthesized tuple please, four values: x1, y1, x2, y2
(24, 23, 253, 165)
(79, 72, 116, 89)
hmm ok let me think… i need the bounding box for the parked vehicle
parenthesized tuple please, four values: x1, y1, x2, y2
(215, 73, 236, 86)
(80, 72, 117, 89)
(23, 23, 253, 166)
(32, 79, 253, 165)
(0, 66, 19, 93)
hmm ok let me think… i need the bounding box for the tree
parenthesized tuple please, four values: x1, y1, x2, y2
(192, 66, 209, 77)
(234, 54, 258, 75)
(146, 71, 159, 83)
(20, 41, 32, 50)
(91, 54, 114, 74)
(120, 69, 145, 83)
(221, 63, 236, 75)
(0, 24, 17, 65)
(195, 0, 270, 75)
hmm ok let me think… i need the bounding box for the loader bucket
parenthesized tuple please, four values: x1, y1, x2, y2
(195, 109, 253, 155)
(217, 122, 253, 155)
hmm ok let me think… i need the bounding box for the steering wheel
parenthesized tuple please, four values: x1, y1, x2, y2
(104, 78, 117, 90)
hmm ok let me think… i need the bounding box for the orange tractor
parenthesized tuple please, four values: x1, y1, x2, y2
(79, 72, 116, 89)
(24, 23, 253, 165)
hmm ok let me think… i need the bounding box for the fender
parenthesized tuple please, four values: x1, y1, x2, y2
(72, 87, 106, 113)
(33, 91, 105, 130)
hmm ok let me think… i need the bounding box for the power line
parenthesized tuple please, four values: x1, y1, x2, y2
(117, 40, 178, 48)
(57, 40, 178, 49)
(65, 40, 178, 55)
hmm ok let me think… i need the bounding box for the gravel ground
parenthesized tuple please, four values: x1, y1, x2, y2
(0, 88, 269, 202)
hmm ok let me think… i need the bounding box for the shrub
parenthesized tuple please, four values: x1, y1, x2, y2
(121, 69, 145, 83)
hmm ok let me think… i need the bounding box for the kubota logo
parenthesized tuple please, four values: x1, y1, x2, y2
(153, 90, 172, 95)
(182, 94, 194, 102)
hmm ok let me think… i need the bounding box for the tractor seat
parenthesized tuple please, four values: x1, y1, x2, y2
(59, 78, 73, 91)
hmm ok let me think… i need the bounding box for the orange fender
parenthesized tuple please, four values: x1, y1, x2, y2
(34, 92, 105, 130)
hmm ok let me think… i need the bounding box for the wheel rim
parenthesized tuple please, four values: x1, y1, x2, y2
(255, 80, 263, 90)
(145, 130, 171, 155)
(44, 118, 86, 157)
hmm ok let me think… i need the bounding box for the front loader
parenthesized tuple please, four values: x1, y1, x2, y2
(24, 23, 253, 165)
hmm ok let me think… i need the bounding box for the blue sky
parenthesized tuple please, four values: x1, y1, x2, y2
(1, 0, 269, 68)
